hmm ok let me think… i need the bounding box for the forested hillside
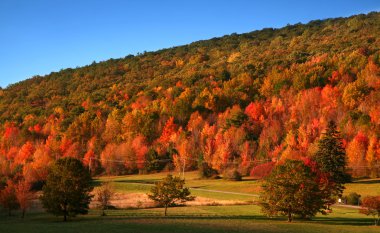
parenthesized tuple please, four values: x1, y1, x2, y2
(1, 12, 380, 183)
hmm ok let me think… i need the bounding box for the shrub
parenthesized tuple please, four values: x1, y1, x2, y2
(345, 192, 361, 205)
(199, 162, 219, 179)
(223, 168, 242, 181)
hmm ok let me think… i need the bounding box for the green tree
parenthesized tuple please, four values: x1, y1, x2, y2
(314, 121, 348, 200)
(260, 160, 326, 222)
(148, 174, 195, 216)
(40, 157, 93, 221)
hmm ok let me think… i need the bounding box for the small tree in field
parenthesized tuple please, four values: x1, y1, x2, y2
(148, 174, 195, 216)
(95, 182, 114, 216)
(0, 180, 19, 216)
(15, 180, 35, 218)
(260, 159, 327, 222)
(40, 157, 93, 221)
(360, 196, 380, 226)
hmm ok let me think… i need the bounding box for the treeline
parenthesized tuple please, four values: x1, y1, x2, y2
(0, 12, 380, 187)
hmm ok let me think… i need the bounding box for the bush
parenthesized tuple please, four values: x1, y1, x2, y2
(345, 192, 361, 205)
(199, 162, 219, 179)
(223, 168, 242, 181)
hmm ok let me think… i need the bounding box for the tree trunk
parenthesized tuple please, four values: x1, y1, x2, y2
(8, 208, 11, 216)
(287, 210, 292, 222)
(164, 205, 168, 216)
(22, 209, 25, 218)
(63, 204, 67, 222)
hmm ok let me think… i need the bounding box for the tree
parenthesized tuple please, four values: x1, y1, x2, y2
(148, 174, 195, 216)
(15, 180, 35, 218)
(40, 157, 93, 221)
(347, 132, 368, 177)
(0, 180, 19, 216)
(95, 182, 114, 216)
(360, 196, 380, 226)
(260, 160, 326, 222)
(314, 121, 348, 197)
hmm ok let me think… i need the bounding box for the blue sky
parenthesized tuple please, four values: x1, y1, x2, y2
(0, 0, 379, 88)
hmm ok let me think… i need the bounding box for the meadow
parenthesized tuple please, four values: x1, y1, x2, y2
(0, 205, 378, 233)
(1, 172, 379, 233)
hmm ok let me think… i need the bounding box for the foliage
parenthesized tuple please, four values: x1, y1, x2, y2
(345, 192, 361, 206)
(198, 162, 219, 179)
(0, 180, 19, 216)
(260, 160, 327, 222)
(95, 182, 115, 216)
(0, 12, 380, 179)
(314, 121, 349, 206)
(40, 157, 93, 221)
(359, 196, 380, 226)
(222, 168, 242, 181)
(147, 174, 195, 216)
(15, 180, 35, 218)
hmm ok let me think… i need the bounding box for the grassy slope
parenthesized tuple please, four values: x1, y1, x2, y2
(0, 205, 378, 233)
(97, 171, 380, 201)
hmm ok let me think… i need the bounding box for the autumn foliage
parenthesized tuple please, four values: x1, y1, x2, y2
(0, 13, 379, 186)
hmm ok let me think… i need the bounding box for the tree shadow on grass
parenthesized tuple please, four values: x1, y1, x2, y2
(112, 179, 160, 184)
(351, 179, 380, 184)
(70, 212, 375, 227)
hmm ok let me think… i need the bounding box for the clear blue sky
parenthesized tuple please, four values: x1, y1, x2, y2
(0, 0, 379, 88)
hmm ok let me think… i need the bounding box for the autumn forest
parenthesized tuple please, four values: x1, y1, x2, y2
(0, 12, 380, 190)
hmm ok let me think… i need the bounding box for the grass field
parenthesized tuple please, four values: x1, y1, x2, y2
(0, 205, 378, 233)
(1, 172, 379, 233)
(97, 171, 380, 201)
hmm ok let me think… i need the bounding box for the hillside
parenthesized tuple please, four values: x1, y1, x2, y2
(0, 12, 380, 182)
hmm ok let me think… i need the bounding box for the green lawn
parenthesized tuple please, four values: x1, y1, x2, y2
(0, 205, 378, 233)
(96, 172, 380, 201)
(97, 171, 261, 201)
(344, 178, 380, 197)
(1, 172, 378, 233)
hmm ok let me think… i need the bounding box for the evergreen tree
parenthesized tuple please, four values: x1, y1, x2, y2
(40, 157, 93, 221)
(260, 160, 327, 222)
(315, 121, 348, 198)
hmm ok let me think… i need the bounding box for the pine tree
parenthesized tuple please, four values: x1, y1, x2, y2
(314, 121, 348, 197)
(40, 157, 93, 221)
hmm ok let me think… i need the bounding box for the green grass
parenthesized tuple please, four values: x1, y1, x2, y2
(1, 173, 379, 233)
(97, 171, 261, 201)
(344, 178, 380, 197)
(0, 205, 378, 233)
(96, 172, 380, 201)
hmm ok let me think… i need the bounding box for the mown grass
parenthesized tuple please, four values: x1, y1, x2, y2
(344, 178, 380, 197)
(97, 171, 260, 201)
(0, 205, 378, 233)
(96, 172, 380, 201)
(1, 173, 379, 233)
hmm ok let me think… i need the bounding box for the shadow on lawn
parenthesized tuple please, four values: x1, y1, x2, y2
(113, 179, 159, 184)
(352, 179, 380, 184)
(3, 210, 373, 227)
(69, 211, 374, 227)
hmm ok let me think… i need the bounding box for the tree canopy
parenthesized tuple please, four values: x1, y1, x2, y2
(148, 174, 194, 216)
(260, 159, 327, 222)
(40, 157, 93, 221)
